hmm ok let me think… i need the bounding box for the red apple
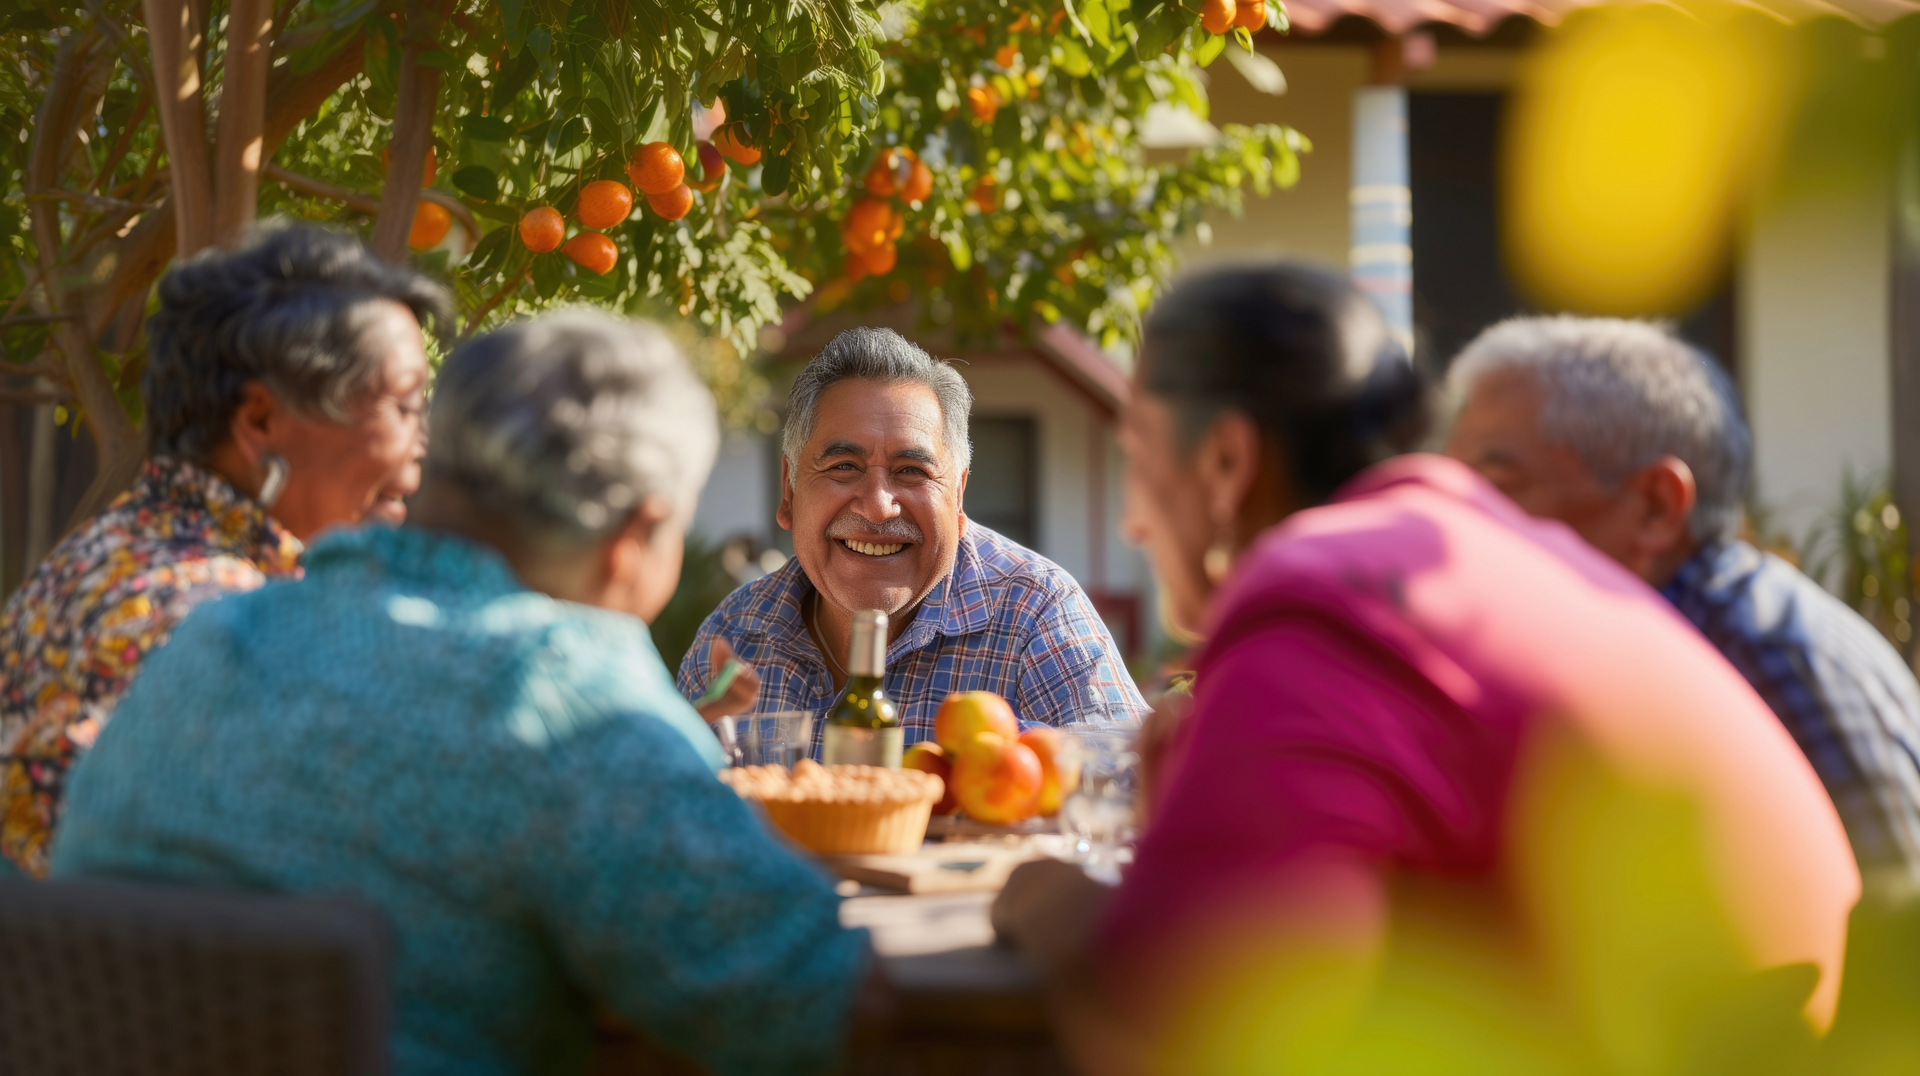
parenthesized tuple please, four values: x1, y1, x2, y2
(950, 732, 1042, 825)
(934, 691, 1018, 754)
(1018, 727, 1081, 817)
(904, 741, 958, 815)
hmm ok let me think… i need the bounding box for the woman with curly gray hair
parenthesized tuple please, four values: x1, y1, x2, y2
(0, 223, 450, 876)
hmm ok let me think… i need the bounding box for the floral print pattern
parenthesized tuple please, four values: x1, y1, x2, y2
(0, 457, 300, 876)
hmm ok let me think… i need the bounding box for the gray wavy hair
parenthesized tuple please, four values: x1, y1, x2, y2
(1449, 316, 1751, 544)
(782, 327, 972, 473)
(426, 309, 718, 548)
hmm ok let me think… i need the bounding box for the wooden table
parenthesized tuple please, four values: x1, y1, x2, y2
(841, 886, 1069, 1075)
(590, 841, 1071, 1075)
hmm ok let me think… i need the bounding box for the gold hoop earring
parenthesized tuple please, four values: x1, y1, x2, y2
(1203, 528, 1235, 584)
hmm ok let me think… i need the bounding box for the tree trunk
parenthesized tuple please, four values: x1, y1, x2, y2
(57, 32, 368, 530)
(370, 0, 445, 261)
(28, 34, 145, 534)
(140, 0, 215, 255)
(211, 0, 273, 246)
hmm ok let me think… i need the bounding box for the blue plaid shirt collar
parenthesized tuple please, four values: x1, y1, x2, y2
(738, 523, 999, 667)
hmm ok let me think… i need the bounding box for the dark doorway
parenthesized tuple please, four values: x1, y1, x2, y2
(965, 416, 1038, 548)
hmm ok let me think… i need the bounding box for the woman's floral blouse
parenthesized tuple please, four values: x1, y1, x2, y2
(0, 457, 301, 876)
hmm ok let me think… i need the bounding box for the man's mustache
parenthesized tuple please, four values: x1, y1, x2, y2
(825, 513, 923, 543)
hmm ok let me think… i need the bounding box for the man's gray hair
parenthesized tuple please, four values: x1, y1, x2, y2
(426, 309, 719, 548)
(1450, 316, 1751, 544)
(782, 327, 972, 473)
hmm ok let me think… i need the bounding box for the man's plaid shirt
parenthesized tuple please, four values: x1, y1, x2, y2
(1664, 539, 1920, 893)
(678, 522, 1148, 742)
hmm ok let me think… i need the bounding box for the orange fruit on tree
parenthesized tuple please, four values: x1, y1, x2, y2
(902, 159, 933, 203)
(518, 206, 565, 253)
(713, 124, 762, 166)
(688, 142, 725, 192)
(1008, 11, 1034, 32)
(383, 145, 437, 187)
(1200, 0, 1235, 33)
(576, 180, 633, 229)
(645, 183, 694, 221)
(843, 197, 894, 255)
(407, 201, 451, 251)
(862, 242, 898, 277)
(846, 257, 869, 283)
(561, 231, 618, 275)
(995, 42, 1019, 68)
(966, 84, 1001, 124)
(1234, 0, 1267, 29)
(627, 142, 686, 195)
(968, 174, 999, 213)
(864, 148, 903, 197)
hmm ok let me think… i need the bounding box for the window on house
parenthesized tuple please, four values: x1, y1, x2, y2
(964, 416, 1039, 549)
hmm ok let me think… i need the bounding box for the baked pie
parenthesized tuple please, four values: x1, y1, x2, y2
(720, 760, 944, 855)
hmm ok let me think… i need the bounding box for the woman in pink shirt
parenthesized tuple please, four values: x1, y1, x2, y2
(993, 264, 1858, 1073)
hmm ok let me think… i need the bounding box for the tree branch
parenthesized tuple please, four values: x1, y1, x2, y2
(141, 0, 215, 254)
(28, 32, 144, 525)
(370, 0, 447, 261)
(212, 0, 274, 246)
(84, 29, 367, 338)
(465, 263, 530, 335)
(0, 386, 76, 405)
(264, 162, 380, 214)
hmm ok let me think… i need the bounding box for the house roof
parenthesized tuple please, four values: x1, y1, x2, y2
(1284, 0, 1920, 35)
(772, 303, 1132, 419)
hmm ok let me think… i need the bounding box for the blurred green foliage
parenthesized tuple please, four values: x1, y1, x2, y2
(649, 533, 744, 676)
(1797, 469, 1914, 658)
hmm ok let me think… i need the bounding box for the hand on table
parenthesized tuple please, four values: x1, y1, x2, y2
(991, 858, 1114, 975)
(694, 638, 761, 724)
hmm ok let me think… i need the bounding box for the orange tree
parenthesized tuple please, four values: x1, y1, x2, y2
(1, 0, 1302, 524)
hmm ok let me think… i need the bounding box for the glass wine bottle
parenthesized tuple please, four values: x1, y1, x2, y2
(821, 609, 903, 767)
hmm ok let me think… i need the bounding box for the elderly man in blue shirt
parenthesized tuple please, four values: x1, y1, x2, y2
(1445, 315, 1920, 898)
(55, 311, 869, 1075)
(680, 327, 1148, 738)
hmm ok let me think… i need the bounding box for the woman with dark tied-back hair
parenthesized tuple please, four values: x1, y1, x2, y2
(991, 262, 1859, 1072)
(0, 224, 451, 876)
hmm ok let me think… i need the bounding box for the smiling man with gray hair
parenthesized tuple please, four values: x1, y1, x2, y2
(680, 326, 1147, 743)
(1445, 315, 1920, 894)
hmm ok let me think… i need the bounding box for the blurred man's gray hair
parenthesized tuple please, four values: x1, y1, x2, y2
(1450, 316, 1751, 544)
(782, 327, 972, 474)
(426, 309, 719, 550)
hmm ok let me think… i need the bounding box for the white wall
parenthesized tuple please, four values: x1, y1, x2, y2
(691, 430, 774, 544)
(1741, 175, 1894, 542)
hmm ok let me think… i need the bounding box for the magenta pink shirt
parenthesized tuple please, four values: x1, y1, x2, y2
(1099, 455, 1858, 1021)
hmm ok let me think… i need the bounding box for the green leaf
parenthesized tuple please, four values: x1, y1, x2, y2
(499, 0, 525, 49)
(1193, 28, 1227, 67)
(944, 230, 972, 272)
(584, 98, 621, 149)
(1135, 12, 1185, 59)
(553, 116, 589, 154)
(532, 253, 564, 298)
(762, 155, 792, 196)
(462, 114, 515, 142)
(453, 165, 499, 200)
(415, 49, 459, 69)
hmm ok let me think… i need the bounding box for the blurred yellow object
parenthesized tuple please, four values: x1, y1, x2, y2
(1504, 5, 1787, 315)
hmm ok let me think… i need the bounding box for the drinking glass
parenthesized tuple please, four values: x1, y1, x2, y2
(727, 711, 817, 768)
(1058, 724, 1139, 884)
